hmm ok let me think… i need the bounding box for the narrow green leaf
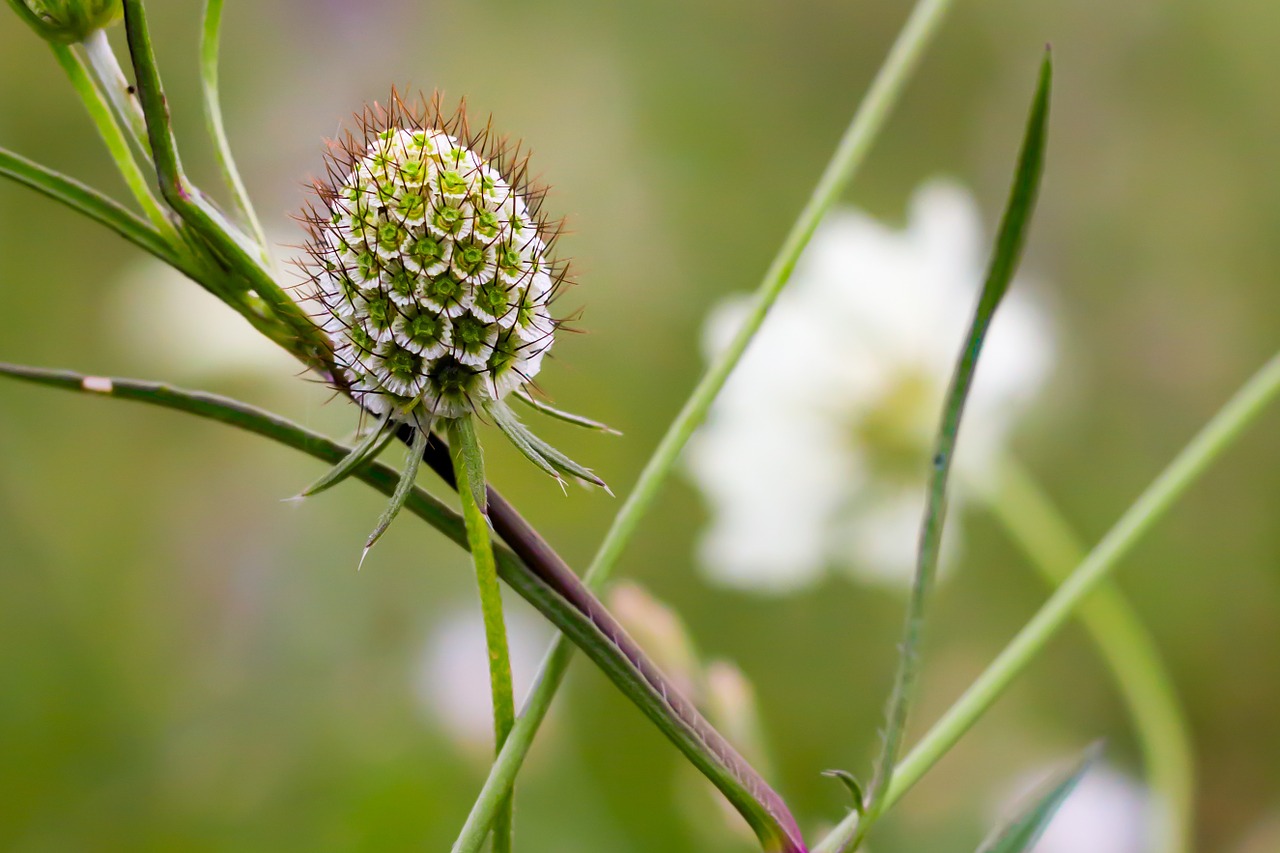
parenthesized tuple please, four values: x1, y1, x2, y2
(977, 745, 1099, 853)
(489, 400, 607, 491)
(294, 411, 396, 498)
(50, 41, 176, 241)
(121, 0, 332, 370)
(449, 415, 515, 853)
(822, 770, 866, 815)
(0, 361, 807, 853)
(488, 401, 565, 485)
(199, 0, 269, 259)
(867, 52, 1053, 816)
(514, 389, 621, 434)
(449, 414, 489, 515)
(361, 427, 426, 561)
(0, 146, 184, 270)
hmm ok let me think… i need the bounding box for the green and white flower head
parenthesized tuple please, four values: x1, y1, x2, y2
(303, 92, 561, 429)
(298, 92, 610, 537)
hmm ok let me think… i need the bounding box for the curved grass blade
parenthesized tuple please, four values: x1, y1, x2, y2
(200, 0, 269, 259)
(0, 361, 804, 853)
(0, 147, 297, 353)
(0, 146, 185, 271)
(293, 411, 396, 498)
(865, 52, 1053, 820)
(976, 745, 1099, 853)
(514, 389, 621, 434)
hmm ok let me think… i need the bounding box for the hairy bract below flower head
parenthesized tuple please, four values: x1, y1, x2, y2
(301, 92, 564, 429)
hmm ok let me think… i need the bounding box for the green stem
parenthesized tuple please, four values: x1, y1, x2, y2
(590, 0, 953, 584)
(982, 456, 1193, 853)
(200, 0, 270, 261)
(120, 0, 331, 368)
(815, 351, 1280, 853)
(452, 0, 955, 844)
(865, 51, 1050, 816)
(0, 145, 182, 269)
(80, 29, 154, 159)
(52, 39, 178, 244)
(449, 416, 516, 853)
(2, 361, 803, 852)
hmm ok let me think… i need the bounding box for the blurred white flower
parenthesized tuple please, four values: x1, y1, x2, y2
(999, 763, 1149, 853)
(685, 181, 1054, 593)
(413, 605, 552, 757)
(108, 247, 305, 383)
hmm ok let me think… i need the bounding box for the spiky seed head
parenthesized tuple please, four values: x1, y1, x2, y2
(11, 0, 121, 43)
(301, 92, 565, 428)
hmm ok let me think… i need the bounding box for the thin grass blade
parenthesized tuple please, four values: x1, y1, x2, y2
(866, 52, 1053, 816)
(51, 41, 176, 240)
(199, 0, 269, 258)
(121, 0, 332, 369)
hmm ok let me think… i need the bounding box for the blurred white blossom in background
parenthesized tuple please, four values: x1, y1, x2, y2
(414, 606, 552, 757)
(685, 181, 1054, 593)
(109, 247, 306, 384)
(1000, 763, 1149, 853)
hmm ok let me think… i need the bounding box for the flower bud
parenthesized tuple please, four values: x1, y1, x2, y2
(8, 0, 122, 44)
(302, 92, 564, 427)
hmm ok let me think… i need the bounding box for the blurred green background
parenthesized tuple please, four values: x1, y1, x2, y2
(2, 1, 1278, 851)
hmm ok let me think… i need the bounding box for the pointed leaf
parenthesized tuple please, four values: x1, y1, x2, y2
(363, 427, 427, 556)
(977, 745, 1099, 853)
(295, 411, 395, 498)
(489, 400, 607, 490)
(869, 52, 1053, 811)
(515, 389, 621, 434)
(487, 400, 566, 484)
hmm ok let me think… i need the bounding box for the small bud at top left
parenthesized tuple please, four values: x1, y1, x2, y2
(9, 0, 122, 44)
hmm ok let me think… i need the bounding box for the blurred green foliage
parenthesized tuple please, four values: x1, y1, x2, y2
(1, 1, 1278, 850)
